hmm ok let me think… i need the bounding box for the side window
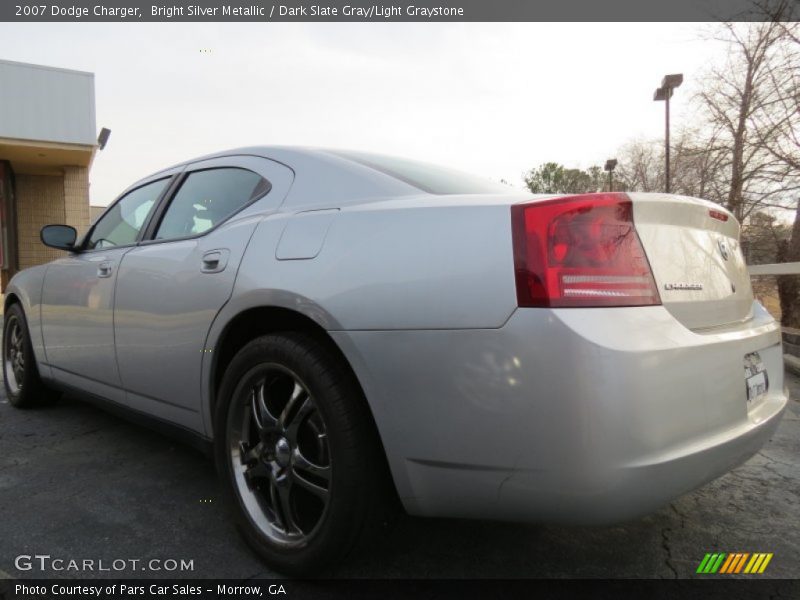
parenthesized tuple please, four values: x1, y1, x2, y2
(87, 178, 168, 250)
(154, 168, 269, 241)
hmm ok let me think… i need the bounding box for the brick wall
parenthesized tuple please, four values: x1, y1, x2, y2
(63, 166, 90, 234)
(15, 174, 65, 269)
(14, 168, 91, 270)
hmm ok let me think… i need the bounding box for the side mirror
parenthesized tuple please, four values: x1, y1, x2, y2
(40, 224, 78, 251)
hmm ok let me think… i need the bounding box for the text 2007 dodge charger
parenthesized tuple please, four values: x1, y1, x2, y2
(3, 148, 787, 573)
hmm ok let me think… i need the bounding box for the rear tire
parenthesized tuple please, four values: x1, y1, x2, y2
(214, 332, 394, 575)
(3, 303, 61, 408)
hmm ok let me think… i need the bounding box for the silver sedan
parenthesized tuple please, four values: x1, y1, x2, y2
(3, 147, 787, 574)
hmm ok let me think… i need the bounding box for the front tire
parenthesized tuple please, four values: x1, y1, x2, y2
(214, 333, 392, 574)
(3, 303, 60, 408)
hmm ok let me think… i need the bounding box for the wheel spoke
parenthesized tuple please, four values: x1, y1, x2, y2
(250, 389, 263, 430)
(290, 447, 330, 499)
(276, 476, 300, 533)
(291, 470, 329, 499)
(257, 383, 279, 427)
(250, 383, 278, 437)
(291, 447, 331, 483)
(280, 383, 313, 437)
(268, 481, 285, 529)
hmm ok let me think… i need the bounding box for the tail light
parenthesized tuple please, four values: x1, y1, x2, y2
(511, 193, 661, 308)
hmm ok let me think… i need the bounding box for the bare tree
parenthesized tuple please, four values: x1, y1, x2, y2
(745, 2, 800, 326)
(614, 130, 729, 201)
(698, 8, 799, 221)
(741, 210, 791, 263)
(614, 138, 664, 193)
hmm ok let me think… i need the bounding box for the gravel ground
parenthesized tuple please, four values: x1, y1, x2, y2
(0, 371, 797, 579)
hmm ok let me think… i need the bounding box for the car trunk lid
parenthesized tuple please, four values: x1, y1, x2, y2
(630, 193, 753, 330)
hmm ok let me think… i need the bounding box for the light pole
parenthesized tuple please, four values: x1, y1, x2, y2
(604, 158, 617, 192)
(653, 73, 683, 194)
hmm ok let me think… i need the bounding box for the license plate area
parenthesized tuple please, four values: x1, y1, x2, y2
(744, 351, 769, 407)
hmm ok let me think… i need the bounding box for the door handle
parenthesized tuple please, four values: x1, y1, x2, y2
(97, 262, 113, 278)
(201, 249, 229, 274)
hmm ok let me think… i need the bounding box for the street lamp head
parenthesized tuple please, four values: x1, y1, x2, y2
(654, 74, 684, 102)
(604, 159, 618, 172)
(97, 127, 111, 150)
(661, 73, 684, 89)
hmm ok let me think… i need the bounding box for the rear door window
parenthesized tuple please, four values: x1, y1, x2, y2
(154, 168, 269, 241)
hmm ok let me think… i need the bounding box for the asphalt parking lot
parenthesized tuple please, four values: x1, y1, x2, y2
(1, 372, 798, 580)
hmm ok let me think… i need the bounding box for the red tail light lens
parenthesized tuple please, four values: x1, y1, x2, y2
(511, 193, 661, 308)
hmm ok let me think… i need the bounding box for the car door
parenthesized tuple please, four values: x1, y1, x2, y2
(40, 174, 175, 401)
(112, 156, 294, 430)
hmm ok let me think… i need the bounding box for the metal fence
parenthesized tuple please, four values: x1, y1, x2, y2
(747, 262, 798, 336)
(748, 262, 800, 276)
(748, 262, 800, 374)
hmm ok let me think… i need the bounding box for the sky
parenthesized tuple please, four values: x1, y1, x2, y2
(0, 22, 731, 206)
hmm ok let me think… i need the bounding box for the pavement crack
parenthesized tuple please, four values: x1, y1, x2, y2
(72, 425, 114, 438)
(669, 502, 687, 530)
(758, 451, 795, 468)
(661, 525, 679, 579)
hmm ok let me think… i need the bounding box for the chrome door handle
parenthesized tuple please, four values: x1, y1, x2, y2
(201, 249, 229, 273)
(97, 262, 113, 278)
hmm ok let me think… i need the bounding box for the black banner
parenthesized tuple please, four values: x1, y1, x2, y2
(1, 579, 799, 600)
(1, 0, 797, 23)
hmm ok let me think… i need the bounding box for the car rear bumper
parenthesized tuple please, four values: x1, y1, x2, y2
(332, 302, 788, 523)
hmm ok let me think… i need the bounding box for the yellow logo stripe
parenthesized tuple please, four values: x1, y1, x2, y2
(744, 554, 758, 573)
(758, 553, 773, 574)
(746, 554, 764, 574)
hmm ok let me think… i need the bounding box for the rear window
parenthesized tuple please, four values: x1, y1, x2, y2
(330, 150, 513, 195)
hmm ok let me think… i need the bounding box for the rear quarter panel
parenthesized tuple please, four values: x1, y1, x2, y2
(239, 198, 519, 330)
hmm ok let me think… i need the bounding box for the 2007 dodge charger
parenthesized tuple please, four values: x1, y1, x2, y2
(3, 147, 788, 573)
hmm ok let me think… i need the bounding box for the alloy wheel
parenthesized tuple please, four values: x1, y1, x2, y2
(4, 316, 25, 394)
(228, 364, 332, 546)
